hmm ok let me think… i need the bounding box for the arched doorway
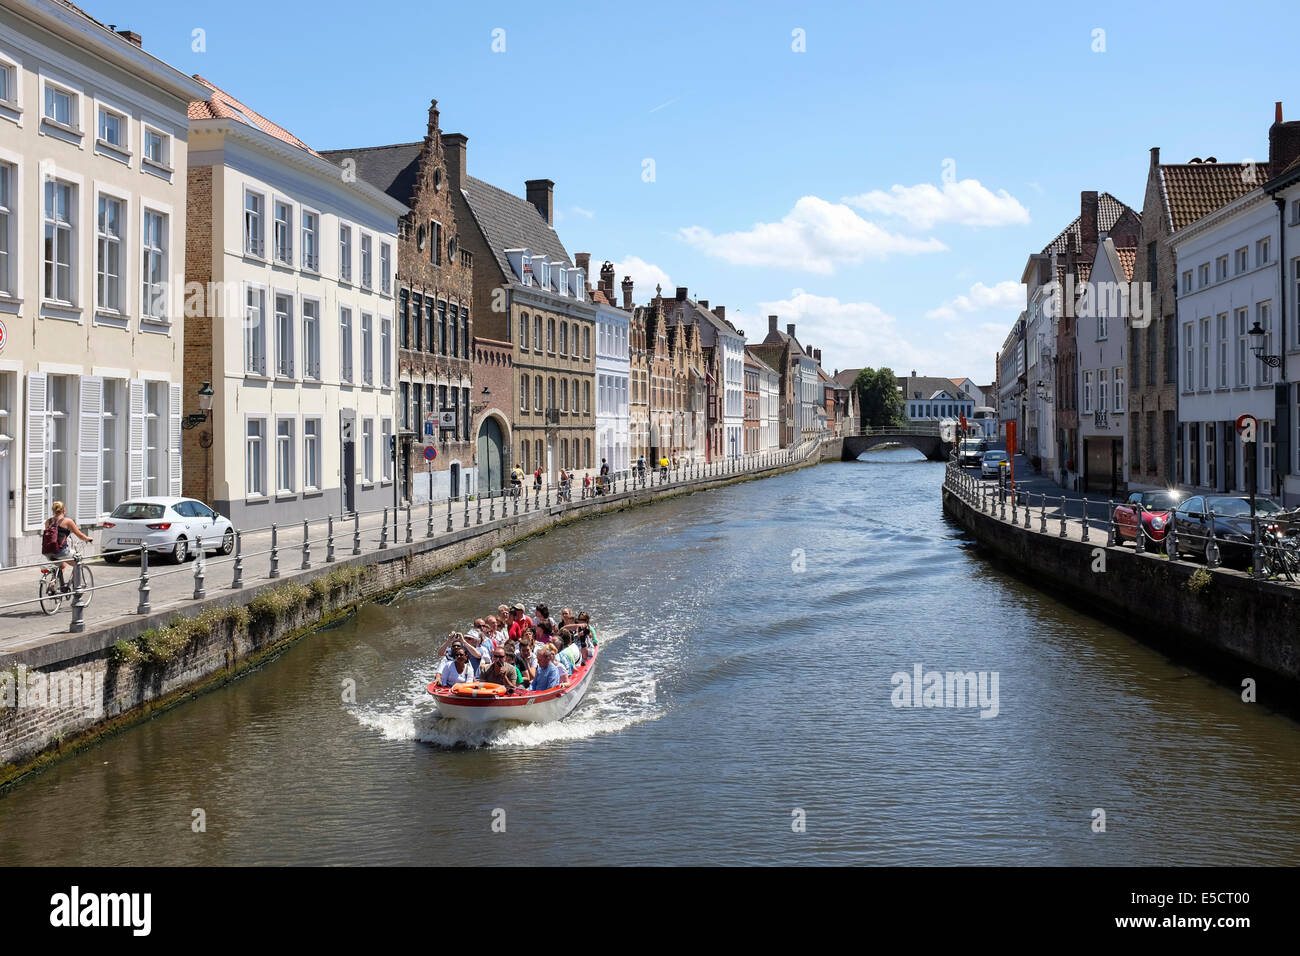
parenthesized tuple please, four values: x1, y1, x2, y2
(477, 416, 504, 495)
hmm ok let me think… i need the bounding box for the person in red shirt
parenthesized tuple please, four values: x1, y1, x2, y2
(508, 604, 533, 642)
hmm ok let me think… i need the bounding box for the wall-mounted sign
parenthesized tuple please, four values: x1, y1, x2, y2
(0, 318, 6, 352)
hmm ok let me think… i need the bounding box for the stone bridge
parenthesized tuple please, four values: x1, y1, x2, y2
(843, 424, 954, 462)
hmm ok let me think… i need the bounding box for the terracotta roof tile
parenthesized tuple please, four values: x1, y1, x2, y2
(190, 76, 319, 156)
(1042, 193, 1134, 255)
(1159, 161, 1268, 232)
(1115, 247, 1137, 282)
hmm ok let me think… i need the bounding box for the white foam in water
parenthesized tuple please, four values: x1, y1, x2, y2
(351, 627, 663, 748)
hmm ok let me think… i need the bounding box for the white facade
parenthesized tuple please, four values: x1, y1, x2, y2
(1077, 238, 1131, 493)
(187, 89, 406, 528)
(798, 352, 820, 438)
(721, 327, 745, 458)
(756, 359, 779, 450)
(0, 2, 205, 564)
(594, 298, 629, 473)
(1172, 188, 1280, 498)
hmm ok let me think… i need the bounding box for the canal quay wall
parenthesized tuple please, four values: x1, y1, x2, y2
(941, 473, 1300, 701)
(0, 443, 827, 788)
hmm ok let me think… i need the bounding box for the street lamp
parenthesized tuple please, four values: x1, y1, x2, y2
(1248, 321, 1282, 368)
(183, 381, 214, 430)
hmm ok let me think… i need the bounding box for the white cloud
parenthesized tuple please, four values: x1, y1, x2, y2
(596, 255, 672, 300)
(679, 196, 946, 274)
(844, 179, 1030, 229)
(925, 280, 1024, 321)
(759, 289, 1005, 381)
(571, 206, 595, 219)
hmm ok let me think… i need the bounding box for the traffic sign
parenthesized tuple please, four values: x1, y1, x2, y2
(423, 445, 438, 462)
(0, 318, 7, 352)
(1236, 414, 1258, 442)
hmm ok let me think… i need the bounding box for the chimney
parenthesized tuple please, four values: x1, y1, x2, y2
(599, 261, 615, 301)
(713, 306, 725, 320)
(768, 315, 778, 333)
(525, 179, 555, 226)
(115, 29, 142, 48)
(675, 287, 688, 301)
(1080, 191, 1099, 256)
(443, 133, 467, 189)
(814, 349, 822, 363)
(1150, 146, 1160, 170)
(787, 323, 796, 338)
(426, 99, 440, 143)
(1268, 101, 1300, 176)
(574, 252, 591, 277)
(621, 275, 634, 310)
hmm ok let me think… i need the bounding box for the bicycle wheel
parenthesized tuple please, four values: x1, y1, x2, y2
(38, 575, 64, 615)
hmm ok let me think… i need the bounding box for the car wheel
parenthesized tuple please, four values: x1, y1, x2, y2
(102, 552, 122, 564)
(171, 537, 189, 564)
(220, 528, 235, 556)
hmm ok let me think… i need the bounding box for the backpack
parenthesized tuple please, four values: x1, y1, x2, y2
(41, 518, 64, 555)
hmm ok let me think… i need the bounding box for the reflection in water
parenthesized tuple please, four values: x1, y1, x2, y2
(1, 446, 1298, 865)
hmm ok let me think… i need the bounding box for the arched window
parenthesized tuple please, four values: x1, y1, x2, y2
(520, 312, 529, 349)
(520, 374, 529, 411)
(521, 442, 529, 472)
(583, 327, 590, 359)
(584, 381, 591, 413)
(585, 438, 591, 468)
(560, 323, 568, 356)
(547, 320, 555, 353)
(548, 377, 556, 410)
(534, 315, 542, 351)
(535, 439, 543, 472)
(561, 379, 568, 412)
(534, 376, 542, 410)
(560, 439, 568, 469)
(573, 379, 580, 413)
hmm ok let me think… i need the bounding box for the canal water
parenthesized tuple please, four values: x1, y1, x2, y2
(2, 447, 1299, 865)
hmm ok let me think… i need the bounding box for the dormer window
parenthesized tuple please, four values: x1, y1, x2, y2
(506, 248, 532, 284)
(570, 268, 585, 300)
(530, 256, 550, 290)
(554, 264, 568, 296)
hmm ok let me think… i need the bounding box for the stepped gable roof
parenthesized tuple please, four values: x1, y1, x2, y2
(459, 175, 572, 282)
(1042, 193, 1132, 255)
(318, 142, 422, 205)
(1159, 161, 1270, 232)
(190, 76, 319, 156)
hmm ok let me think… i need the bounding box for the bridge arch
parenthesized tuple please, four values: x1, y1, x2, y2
(843, 426, 953, 462)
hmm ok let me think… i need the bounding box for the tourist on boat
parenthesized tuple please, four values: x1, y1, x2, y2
(485, 615, 506, 646)
(508, 604, 533, 641)
(463, 620, 490, 676)
(435, 644, 474, 687)
(555, 632, 581, 675)
(534, 604, 556, 631)
(479, 647, 518, 694)
(559, 607, 575, 628)
(530, 646, 566, 692)
(514, 635, 538, 687)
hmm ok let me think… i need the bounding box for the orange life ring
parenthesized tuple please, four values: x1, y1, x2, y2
(452, 681, 506, 698)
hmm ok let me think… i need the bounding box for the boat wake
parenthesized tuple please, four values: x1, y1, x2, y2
(351, 628, 664, 748)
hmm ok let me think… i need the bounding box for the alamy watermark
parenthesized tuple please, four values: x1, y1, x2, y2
(1, 665, 104, 718)
(890, 664, 999, 718)
(1042, 274, 1153, 328)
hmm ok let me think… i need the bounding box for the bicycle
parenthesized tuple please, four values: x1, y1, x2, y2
(38, 541, 95, 615)
(1259, 530, 1300, 582)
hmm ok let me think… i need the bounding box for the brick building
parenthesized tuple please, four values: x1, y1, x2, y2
(321, 99, 479, 502)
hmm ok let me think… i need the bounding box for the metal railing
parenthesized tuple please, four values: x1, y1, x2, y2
(0, 436, 825, 636)
(942, 460, 1300, 586)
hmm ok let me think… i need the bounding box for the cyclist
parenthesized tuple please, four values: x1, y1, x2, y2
(42, 500, 93, 593)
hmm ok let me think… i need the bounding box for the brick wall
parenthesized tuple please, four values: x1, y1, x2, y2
(182, 165, 214, 504)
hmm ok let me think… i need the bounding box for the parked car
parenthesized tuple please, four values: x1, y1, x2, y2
(1171, 494, 1283, 568)
(101, 497, 236, 564)
(958, 438, 990, 467)
(1113, 489, 1186, 545)
(979, 450, 1009, 478)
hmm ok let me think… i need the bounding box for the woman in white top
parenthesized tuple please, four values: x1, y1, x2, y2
(436, 646, 474, 687)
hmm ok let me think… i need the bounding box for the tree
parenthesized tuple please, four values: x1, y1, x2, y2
(854, 367, 907, 429)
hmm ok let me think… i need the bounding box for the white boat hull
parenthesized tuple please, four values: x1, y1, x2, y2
(429, 648, 598, 724)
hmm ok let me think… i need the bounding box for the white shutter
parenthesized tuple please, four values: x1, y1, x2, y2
(127, 378, 145, 498)
(76, 376, 103, 523)
(168, 382, 182, 497)
(24, 373, 48, 530)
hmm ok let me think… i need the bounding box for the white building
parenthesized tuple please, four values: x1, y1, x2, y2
(1077, 237, 1138, 494)
(0, 2, 206, 564)
(185, 78, 406, 529)
(591, 261, 630, 473)
(1171, 184, 1280, 498)
(750, 350, 780, 450)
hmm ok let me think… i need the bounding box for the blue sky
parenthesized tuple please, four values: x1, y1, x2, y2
(110, 0, 1300, 383)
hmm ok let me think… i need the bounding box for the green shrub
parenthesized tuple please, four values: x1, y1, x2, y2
(1186, 568, 1213, 594)
(112, 604, 250, 667)
(248, 581, 312, 622)
(111, 638, 144, 666)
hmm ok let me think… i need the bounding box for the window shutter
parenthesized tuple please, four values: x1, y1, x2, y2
(128, 378, 146, 498)
(24, 372, 48, 530)
(168, 382, 183, 497)
(76, 376, 103, 523)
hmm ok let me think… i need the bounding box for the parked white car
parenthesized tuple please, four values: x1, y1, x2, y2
(101, 497, 236, 564)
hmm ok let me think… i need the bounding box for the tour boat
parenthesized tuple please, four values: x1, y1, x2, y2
(427, 645, 599, 724)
